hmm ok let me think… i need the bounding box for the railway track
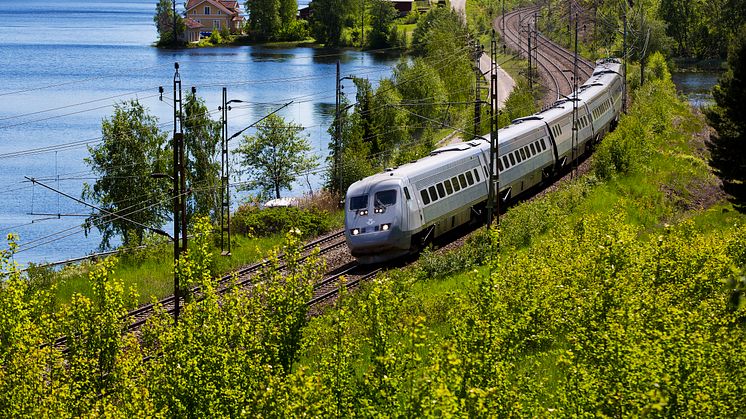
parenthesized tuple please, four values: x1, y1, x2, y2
(50, 229, 348, 351)
(498, 6, 595, 104)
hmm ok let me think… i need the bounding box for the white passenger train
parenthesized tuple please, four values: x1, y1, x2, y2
(345, 59, 624, 263)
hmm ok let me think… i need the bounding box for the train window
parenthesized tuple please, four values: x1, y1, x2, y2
(420, 189, 430, 205)
(465, 171, 475, 185)
(498, 159, 504, 172)
(509, 153, 516, 166)
(374, 190, 397, 207)
(444, 179, 453, 195)
(502, 155, 510, 168)
(403, 187, 411, 200)
(519, 148, 527, 160)
(473, 169, 480, 182)
(540, 138, 547, 150)
(349, 195, 368, 211)
(428, 186, 438, 202)
(451, 176, 461, 191)
(530, 143, 536, 155)
(436, 183, 446, 199)
(458, 174, 467, 188)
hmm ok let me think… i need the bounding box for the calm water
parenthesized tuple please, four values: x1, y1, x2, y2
(0, 0, 399, 265)
(671, 71, 720, 108)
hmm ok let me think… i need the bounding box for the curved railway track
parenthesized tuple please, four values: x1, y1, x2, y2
(498, 6, 595, 104)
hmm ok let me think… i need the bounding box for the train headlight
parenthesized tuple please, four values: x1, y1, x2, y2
(358, 209, 368, 216)
(381, 223, 391, 231)
(351, 228, 360, 236)
(374, 207, 385, 214)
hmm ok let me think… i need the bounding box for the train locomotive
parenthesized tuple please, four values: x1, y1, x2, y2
(345, 59, 624, 264)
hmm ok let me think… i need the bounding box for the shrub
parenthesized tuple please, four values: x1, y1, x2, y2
(209, 30, 222, 45)
(279, 19, 310, 41)
(231, 204, 334, 239)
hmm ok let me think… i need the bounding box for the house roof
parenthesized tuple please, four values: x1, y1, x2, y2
(184, 17, 204, 29)
(185, 0, 237, 16)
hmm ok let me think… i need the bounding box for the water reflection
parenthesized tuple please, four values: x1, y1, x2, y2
(671, 72, 720, 108)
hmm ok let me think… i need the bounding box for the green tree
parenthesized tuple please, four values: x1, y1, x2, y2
(83, 100, 170, 249)
(367, 0, 397, 48)
(245, 0, 281, 40)
(237, 114, 318, 199)
(310, 0, 353, 45)
(706, 25, 746, 208)
(154, 0, 185, 46)
(183, 92, 221, 220)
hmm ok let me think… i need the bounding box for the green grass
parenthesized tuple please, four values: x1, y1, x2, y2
(52, 234, 286, 305)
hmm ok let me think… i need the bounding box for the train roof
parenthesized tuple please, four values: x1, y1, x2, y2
(347, 140, 487, 192)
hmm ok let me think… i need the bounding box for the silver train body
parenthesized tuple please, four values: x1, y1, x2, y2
(345, 59, 624, 264)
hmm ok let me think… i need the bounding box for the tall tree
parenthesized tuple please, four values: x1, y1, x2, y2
(245, 0, 281, 40)
(706, 25, 746, 209)
(367, 0, 397, 48)
(183, 92, 221, 220)
(309, 0, 352, 45)
(153, 0, 185, 46)
(237, 114, 318, 199)
(83, 100, 170, 249)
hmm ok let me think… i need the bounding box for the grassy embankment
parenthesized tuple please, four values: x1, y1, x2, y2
(296, 61, 746, 414)
(41, 204, 344, 306)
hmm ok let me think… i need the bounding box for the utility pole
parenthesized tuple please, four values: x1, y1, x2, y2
(533, 12, 539, 89)
(572, 14, 579, 177)
(172, 62, 186, 323)
(474, 42, 482, 137)
(501, 0, 505, 30)
(487, 29, 499, 227)
(639, 0, 645, 86)
(220, 87, 231, 256)
(527, 22, 533, 93)
(622, 2, 628, 113)
(335, 60, 342, 195)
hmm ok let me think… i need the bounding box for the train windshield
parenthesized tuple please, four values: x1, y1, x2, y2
(374, 190, 397, 207)
(349, 195, 368, 210)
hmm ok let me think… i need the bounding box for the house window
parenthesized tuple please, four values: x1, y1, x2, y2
(213, 20, 221, 29)
(204, 6, 210, 14)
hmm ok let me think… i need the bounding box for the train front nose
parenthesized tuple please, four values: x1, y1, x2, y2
(345, 189, 409, 263)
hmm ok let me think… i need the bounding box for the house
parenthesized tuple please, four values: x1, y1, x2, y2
(184, 0, 244, 43)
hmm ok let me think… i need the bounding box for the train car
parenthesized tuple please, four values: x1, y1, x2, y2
(345, 58, 623, 264)
(345, 141, 489, 263)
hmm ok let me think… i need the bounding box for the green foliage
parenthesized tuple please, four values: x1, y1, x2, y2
(309, 0, 353, 45)
(367, 0, 398, 48)
(153, 0, 185, 46)
(208, 29, 223, 44)
(645, 51, 672, 82)
(231, 204, 334, 238)
(83, 100, 170, 249)
(245, 0, 300, 41)
(183, 91, 221, 220)
(706, 25, 746, 208)
(237, 113, 318, 199)
(594, 58, 682, 180)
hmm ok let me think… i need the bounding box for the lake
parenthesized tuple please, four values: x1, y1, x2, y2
(671, 71, 720, 108)
(0, 0, 400, 265)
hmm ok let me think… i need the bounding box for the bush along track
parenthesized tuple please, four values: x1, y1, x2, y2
(1, 59, 745, 415)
